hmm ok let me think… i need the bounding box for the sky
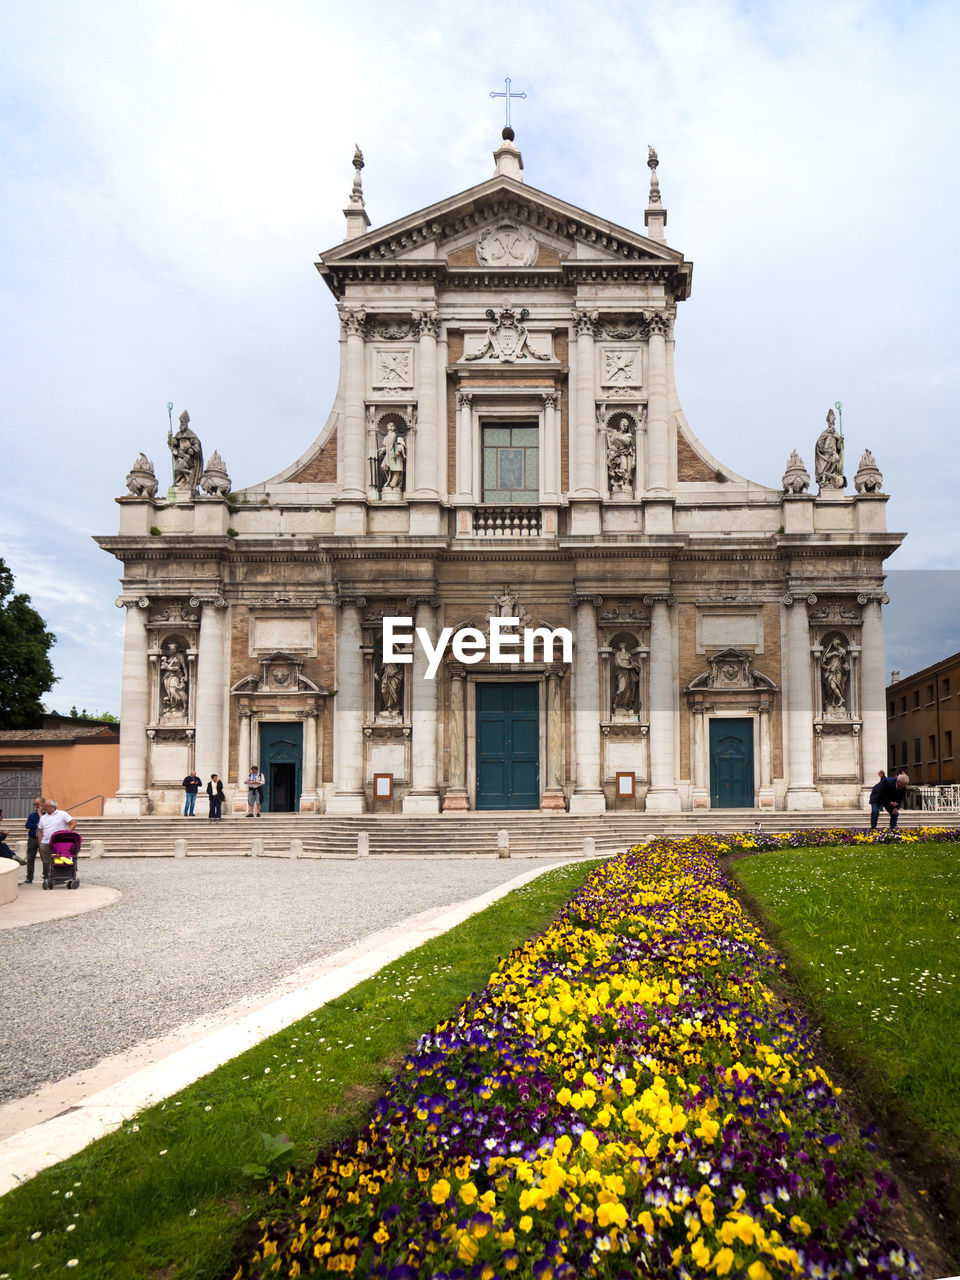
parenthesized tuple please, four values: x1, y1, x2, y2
(1, 0, 958, 713)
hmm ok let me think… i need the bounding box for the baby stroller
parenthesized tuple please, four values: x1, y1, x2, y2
(44, 830, 82, 890)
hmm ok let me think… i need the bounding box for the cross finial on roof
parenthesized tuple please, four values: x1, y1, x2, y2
(490, 77, 526, 135)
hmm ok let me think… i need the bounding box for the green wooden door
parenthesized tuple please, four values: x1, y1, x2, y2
(476, 683, 540, 809)
(709, 718, 754, 808)
(258, 722, 303, 812)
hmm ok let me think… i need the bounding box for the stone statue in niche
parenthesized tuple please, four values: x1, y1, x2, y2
(125, 453, 158, 497)
(612, 641, 642, 715)
(377, 422, 407, 496)
(814, 409, 845, 491)
(159, 643, 189, 719)
(465, 305, 550, 363)
(376, 659, 403, 719)
(605, 414, 636, 495)
(167, 410, 203, 492)
(821, 635, 849, 717)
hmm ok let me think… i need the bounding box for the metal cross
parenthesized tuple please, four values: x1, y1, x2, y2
(490, 77, 526, 130)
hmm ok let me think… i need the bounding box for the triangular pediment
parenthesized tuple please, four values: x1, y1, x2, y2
(318, 174, 687, 277)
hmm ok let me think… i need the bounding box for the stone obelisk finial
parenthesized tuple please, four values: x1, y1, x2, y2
(644, 145, 667, 243)
(343, 144, 371, 241)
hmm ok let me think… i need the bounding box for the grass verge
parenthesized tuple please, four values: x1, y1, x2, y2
(0, 860, 601, 1279)
(732, 841, 960, 1248)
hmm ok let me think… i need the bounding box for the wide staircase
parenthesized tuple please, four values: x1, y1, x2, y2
(74, 808, 941, 860)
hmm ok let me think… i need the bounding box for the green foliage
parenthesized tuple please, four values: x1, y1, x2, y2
(0, 558, 56, 729)
(0, 861, 598, 1278)
(68, 707, 119, 723)
(149, 525, 162, 536)
(226, 527, 239, 538)
(734, 843, 960, 1145)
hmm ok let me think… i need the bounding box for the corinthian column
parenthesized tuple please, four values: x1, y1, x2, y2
(645, 594, 681, 812)
(413, 311, 441, 499)
(404, 597, 441, 813)
(193, 596, 226, 784)
(455, 391, 474, 503)
(783, 595, 823, 809)
(107, 597, 150, 814)
(572, 310, 599, 497)
(336, 308, 367, 534)
(859, 594, 888, 805)
(328, 599, 366, 813)
(569, 596, 605, 813)
(645, 313, 671, 495)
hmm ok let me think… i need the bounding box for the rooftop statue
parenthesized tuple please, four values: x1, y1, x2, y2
(814, 409, 845, 491)
(167, 410, 204, 493)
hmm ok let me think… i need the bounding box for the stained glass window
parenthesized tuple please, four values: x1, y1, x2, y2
(482, 423, 539, 503)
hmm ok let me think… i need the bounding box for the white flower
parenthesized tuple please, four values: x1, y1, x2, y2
(31, 1231, 42, 1240)
(159, 1149, 168, 1156)
(66, 1224, 76, 1232)
(204, 1106, 212, 1112)
(189, 1208, 197, 1217)
(66, 1262, 79, 1269)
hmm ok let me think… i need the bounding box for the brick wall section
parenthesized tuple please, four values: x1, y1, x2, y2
(288, 431, 338, 484)
(676, 430, 717, 482)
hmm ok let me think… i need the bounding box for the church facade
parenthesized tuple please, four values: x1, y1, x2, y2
(98, 131, 902, 816)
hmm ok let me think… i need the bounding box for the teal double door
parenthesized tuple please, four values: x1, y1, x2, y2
(258, 722, 303, 813)
(709, 718, 755, 808)
(476, 683, 540, 810)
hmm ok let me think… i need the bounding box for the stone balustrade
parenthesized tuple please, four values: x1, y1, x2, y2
(472, 506, 542, 537)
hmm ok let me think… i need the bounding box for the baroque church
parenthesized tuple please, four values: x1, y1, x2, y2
(98, 128, 901, 816)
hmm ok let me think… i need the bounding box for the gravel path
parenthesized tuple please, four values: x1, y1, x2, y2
(0, 857, 560, 1104)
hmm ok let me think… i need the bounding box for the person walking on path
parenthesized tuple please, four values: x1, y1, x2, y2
(869, 770, 901, 831)
(24, 797, 42, 882)
(37, 800, 75, 881)
(245, 765, 265, 817)
(0, 809, 27, 866)
(206, 774, 225, 821)
(182, 769, 202, 816)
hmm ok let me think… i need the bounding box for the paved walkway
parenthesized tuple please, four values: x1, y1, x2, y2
(0, 857, 560, 1107)
(0, 880, 122, 930)
(0, 859, 568, 1195)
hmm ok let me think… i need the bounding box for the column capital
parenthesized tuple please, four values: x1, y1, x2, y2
(857, 591, 890, 606)
(642, 593, 677, 608)
(456, 389, 473, 408)
(406, 593, 441, 610)
(547, 663, 568, 680)
(338, 306, 367, 338)
(782, 593, 817, 607)
(333, 594, 367, 609)
(543, 390, 559, 409)
(115, 595, 150, 609)
(572, 309, 599, 338)
(412, 310, 441, 339)
(569, 594, 603, 608)
(446, 661, 467, 680)
(189, 594, 226, 609)
(644, 311, 673, 338)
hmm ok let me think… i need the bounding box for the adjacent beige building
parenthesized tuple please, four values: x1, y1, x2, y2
(98, 131, 903, 815)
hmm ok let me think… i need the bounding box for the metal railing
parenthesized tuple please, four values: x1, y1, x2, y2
(61, 794, 106, 816)
(910, 784, 960, 813)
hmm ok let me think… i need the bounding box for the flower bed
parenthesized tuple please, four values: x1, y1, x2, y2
(655, 826, 960, 856)
(235, 844, 922, 1279)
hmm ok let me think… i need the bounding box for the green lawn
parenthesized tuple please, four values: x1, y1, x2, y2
(0, 860, 600, 1280)
(732, 842, 960, 1152)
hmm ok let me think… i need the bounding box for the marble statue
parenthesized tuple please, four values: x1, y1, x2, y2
(612, 641, 642, 713)
(160, 644, 188, 717)
(199, 450, 231, 497)
(821, 636, 849, 716)
(854, 449, 883, 494)
(376, 660, 403, 717)
(781, 449, 810, 494)
(167, 410, 204, 492)
(125, 453, 158, 497)
(378, 425, 407, 492)
(814, 410, 845, 490)
(605, 415, 636, 494)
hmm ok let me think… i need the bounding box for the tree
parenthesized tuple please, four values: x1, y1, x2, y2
(0, 559, 56, 729)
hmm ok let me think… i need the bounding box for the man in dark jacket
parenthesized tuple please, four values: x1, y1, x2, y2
(206, 774, 225, 822)
(869, 770, 900, 830)
(182, 770, 202, 816)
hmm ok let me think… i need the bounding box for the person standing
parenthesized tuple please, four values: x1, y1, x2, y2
(37, 800, 75, 882)
(245, 765, 265, 817)
(182, 768, 202, 816)
(206, 774, 225, 822)
(24, 798, 43, 882)
(869, 770, 900, 831)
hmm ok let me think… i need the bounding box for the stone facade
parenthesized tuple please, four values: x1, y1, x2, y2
(98, 131, 903, 815)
